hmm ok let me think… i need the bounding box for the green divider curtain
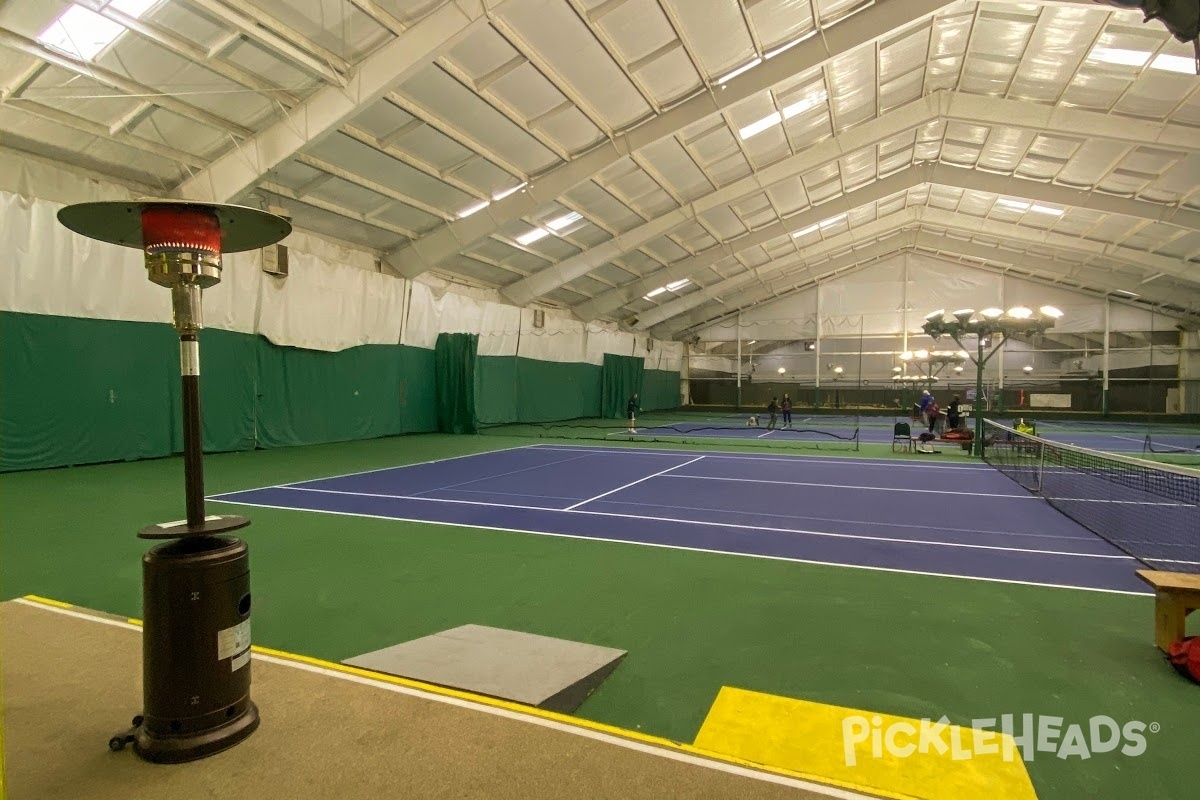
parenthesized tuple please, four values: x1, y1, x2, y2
(434, 332, 478, 434)
(601, 353, 645, 419)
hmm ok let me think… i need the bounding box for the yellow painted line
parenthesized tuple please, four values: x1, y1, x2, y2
(11, 598, 747, 772)
(22, 595, 72, 609)
(693, 687, 1038, 800)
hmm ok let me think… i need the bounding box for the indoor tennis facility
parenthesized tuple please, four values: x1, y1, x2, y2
(3, 2, 1200, 800)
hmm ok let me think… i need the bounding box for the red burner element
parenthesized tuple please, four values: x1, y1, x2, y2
(141, 206, 223, 255)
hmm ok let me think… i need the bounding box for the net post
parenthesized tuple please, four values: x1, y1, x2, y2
(1035, 440, 1045, 495)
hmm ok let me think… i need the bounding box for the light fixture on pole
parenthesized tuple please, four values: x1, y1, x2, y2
(58, 200, 291, 763)
(921, 304, 1061, 456)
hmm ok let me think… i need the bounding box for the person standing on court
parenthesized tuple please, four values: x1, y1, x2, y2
(918, 389, 933, 424)
(626, 392, 640, 433)
(781, 394, 792, 428)
(766, 397, 779, 431)
(946, 396, 961, 431)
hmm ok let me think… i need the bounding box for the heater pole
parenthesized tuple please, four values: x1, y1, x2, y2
(180, 334, 205, 527)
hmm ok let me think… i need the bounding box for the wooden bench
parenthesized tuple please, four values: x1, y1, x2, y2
(1135, 570, 1200, 652)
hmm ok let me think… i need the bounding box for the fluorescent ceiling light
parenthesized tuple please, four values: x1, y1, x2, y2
(493, 182, 527, 201)
(1031, 205, 1064, 216)
(515, 228, 549, 246)
(738, 91, 828, 141)
(781, 92, 827, 120)
(1088, 47, 1150, 68)
(457, 200, 490, 218)
(747, 340, 756, 344)
(38, 0, 161, 61)
(643, 287, 667, 300)
(718, 58, 762, 86)
(764, 30, 817, 59)
(739, 112, 782, 140)
(996, 198, 1030, 212)
(1113, 289, 1139, 298)
(1088, 47, 1196, 75)
(665, 278, 691, 291)
(546, 212, 582, 231)
(1152, 54, 1198, 74)
(791, 211, 846, 238)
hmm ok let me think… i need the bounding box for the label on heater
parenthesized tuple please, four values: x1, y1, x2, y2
(231, 649, 251, 672)
(217, 620, 251, 660)
(180, 340, 200, 376)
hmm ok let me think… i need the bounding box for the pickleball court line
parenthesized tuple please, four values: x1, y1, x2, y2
(258, 485, 1132, 560)
(563, 455, 706, 510)
(205, 497, 1150, 596)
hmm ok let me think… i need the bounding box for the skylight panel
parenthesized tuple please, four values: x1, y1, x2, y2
(38, 1, 162, 61)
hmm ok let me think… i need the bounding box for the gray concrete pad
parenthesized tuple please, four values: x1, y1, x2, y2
(342, 625, 627, 714)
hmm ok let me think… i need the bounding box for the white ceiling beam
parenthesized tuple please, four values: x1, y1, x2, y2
(498, 86, 1200, 307)
(179, 0, 349, 83)
(919, 206, 1196, 279)
(580, 160, 1200, 321)
(575, 167, 932, 320)
(926, 162, 1200, 230)
(345, 0, 408, 36)
(171, 2, 504, 204)
(498, 94, 939, 307)
(385, 0, 954, 280)
(259, 182, 418, 239)
(642, 216, 921, 332)
(655, 217, 1200, 338)
(4, 99, 207, 169)
(292, 152, 451, 221)
(89, 1, 303, 104)
(0, 27, 252, 138)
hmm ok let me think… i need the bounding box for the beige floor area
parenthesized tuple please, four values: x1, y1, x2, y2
(1, 599, 863, 800)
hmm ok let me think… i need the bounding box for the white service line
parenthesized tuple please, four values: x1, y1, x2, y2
(528, 444, 997, 471)
(564, 456, 706, 511)
(207, 498, 1150, 596)
(663, 473, 1033, 500)
(265, 486, 1128, 559)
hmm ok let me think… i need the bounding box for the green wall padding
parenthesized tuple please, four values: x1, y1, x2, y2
(475, 356, 519, 425)
(601, 353, 645, 419)
(474, 355, 679, 425)
(474, 355, 603, 424)
(254, 339, 435, 447)
(517, 358, 602, 422)
(434, 333, 478, 434)
(1, 311, 437, 472)
(1, 311, 178, 472)
(640, 369, 680, 411)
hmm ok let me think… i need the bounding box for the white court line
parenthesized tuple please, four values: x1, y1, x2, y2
(757, 430, 774, 438)
(207, 498, 1150, 596)
(575, 496, 1103, 544)
(411, 452, 596, 497)
(8, 600, 872, 800)
(563, 455, 705, 511)
(265, 486, 1128, 560)
(528, 444, 997, 471)
(663, 473, 1032, 500)
(223, 443, 542, 497)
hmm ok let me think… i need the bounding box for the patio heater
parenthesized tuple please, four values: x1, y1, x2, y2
(57, 200, 291, 762)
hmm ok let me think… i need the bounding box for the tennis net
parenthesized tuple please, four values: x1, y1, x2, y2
(477, 410, 860, 452)
(981, 419, 1200, 573)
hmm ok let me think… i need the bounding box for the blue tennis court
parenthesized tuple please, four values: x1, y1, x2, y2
(211, 444, 1155, 595)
